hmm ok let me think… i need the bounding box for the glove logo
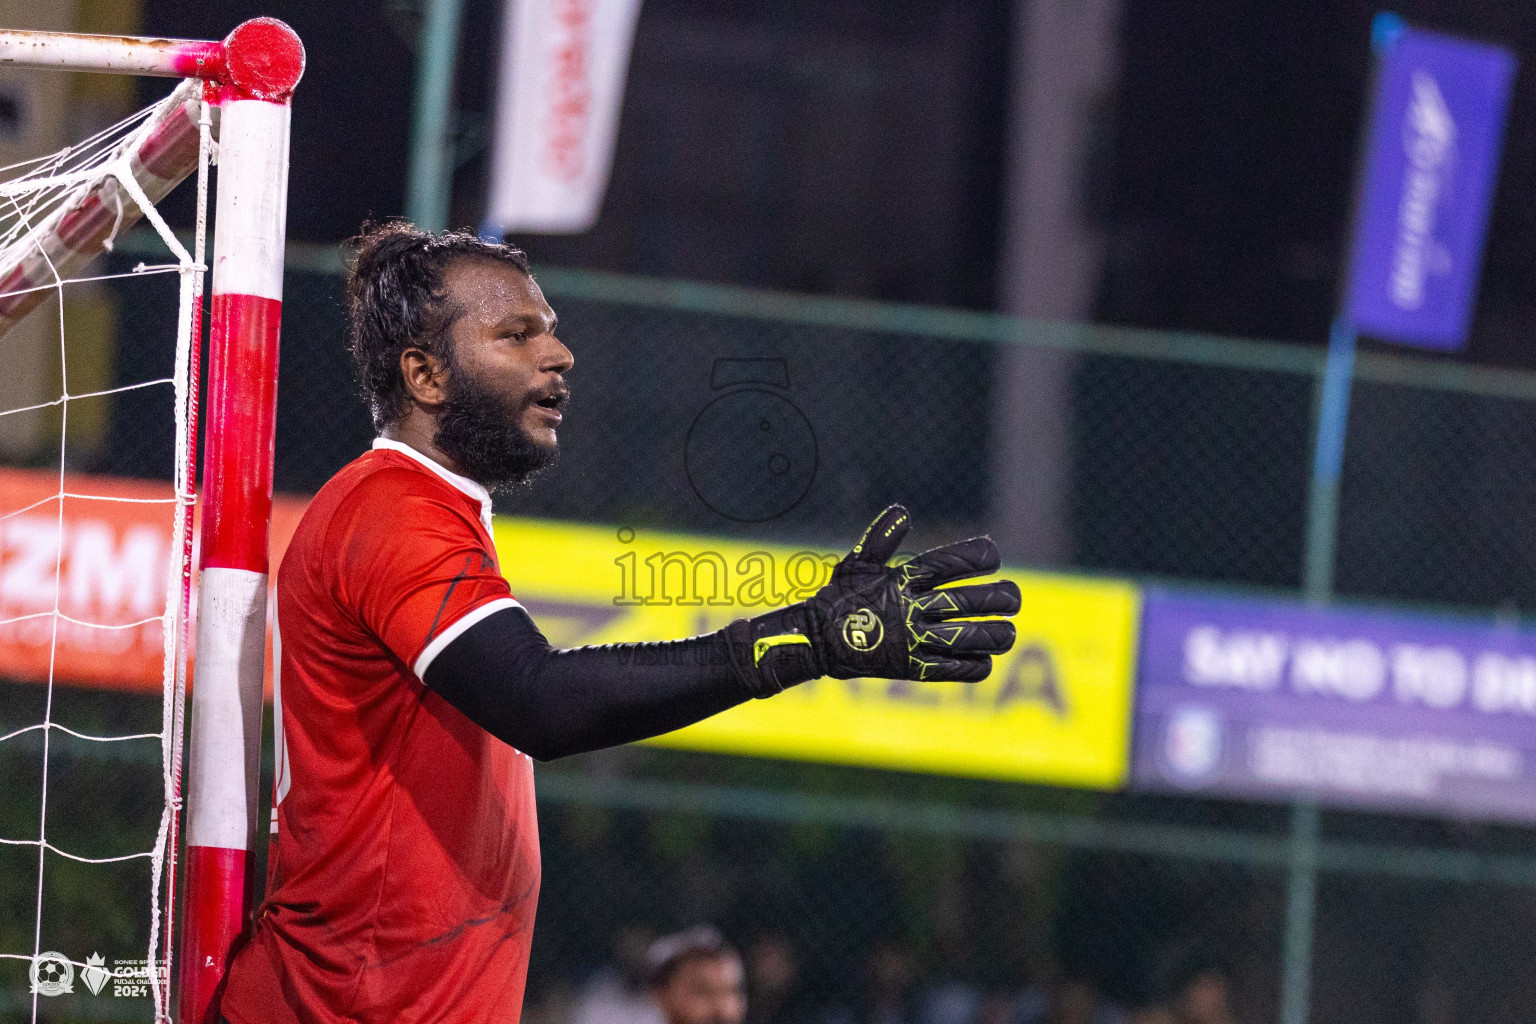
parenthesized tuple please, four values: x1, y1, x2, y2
(841, 608, 883, 652)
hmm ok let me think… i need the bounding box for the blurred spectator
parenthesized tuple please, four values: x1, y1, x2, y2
(524, 982, 581, 1024)
(573, 926, 664, 1024)
(917, 980, 982, 1024)
(647, 925, 748, 1024)
(1014, 976, 1127, 1024)
(822, 942, 920, 1024)
(916, 934, 981, 1024)
(745, 933, 807, 1024)
(868, 943, 921, 1024)
(971, 992, 1019, 1024)
(1163, 952, 1240, 1024)
(823, 939, 915, 1024)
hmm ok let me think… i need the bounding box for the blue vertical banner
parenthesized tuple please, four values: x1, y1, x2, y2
(1345, 24, 1516, 351)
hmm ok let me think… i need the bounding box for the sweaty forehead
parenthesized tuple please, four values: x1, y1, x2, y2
(442, 258, 551, 323)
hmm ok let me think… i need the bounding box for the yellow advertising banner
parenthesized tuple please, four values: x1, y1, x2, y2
(0, 467, 1138, 789)
(494, 517, 1141, 789)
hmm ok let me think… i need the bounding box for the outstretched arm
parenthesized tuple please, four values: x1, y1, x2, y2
(424, 606, 786, 761)
(425, 505, 1020, 761)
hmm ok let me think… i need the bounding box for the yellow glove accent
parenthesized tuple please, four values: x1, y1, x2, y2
(754, 633, 812, 666)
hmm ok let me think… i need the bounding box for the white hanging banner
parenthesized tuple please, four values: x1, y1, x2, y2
(485, 0, 642, 234)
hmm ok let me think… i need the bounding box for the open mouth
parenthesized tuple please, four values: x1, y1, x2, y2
(530, 387, 570, 421)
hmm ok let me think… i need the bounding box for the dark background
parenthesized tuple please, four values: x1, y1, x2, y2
(142, 0, 1536, 366)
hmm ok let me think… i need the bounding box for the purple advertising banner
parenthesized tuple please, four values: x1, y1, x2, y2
(1133, 590, 1536, 822)
(1345, 27, 1515, 350)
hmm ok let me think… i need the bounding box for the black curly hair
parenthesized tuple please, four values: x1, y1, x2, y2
(345, 220, 532, 430)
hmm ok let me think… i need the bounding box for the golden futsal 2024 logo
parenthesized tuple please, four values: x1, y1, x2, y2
(30, 951, 155, 998)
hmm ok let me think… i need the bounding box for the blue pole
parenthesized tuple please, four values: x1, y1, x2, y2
(1303, 317, 1357, 604)
(1282, 318, 1356, 1024)
(407, 0, 466, 231)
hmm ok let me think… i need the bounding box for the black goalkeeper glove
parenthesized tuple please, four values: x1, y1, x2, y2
(724, 504, 1020, 693)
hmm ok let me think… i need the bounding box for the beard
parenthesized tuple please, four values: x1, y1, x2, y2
(433, 359, 563, 493)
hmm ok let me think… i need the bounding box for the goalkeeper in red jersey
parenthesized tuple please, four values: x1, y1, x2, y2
(217, 222, 1019, 1024)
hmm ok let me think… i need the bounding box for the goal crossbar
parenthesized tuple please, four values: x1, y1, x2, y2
(0, 29, 222, 80)
(0, 18, 301, 97)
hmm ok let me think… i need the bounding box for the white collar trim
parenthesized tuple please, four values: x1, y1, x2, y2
(372, 437, 494, 532)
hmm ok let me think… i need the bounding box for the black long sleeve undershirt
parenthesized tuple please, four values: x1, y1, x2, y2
(422, 605, 818, 761)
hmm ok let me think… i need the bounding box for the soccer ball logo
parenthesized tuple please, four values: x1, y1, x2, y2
(30, 951, 73, 996)
(841, 608, 883, 652)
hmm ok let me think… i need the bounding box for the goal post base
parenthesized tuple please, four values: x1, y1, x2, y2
(179, 847, 250, 1024)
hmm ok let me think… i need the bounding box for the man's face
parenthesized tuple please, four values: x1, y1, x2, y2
(432, 258, 573, 489)
(653, 955, 747, 1024)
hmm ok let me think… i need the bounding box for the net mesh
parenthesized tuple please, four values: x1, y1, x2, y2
(0, 79, 208, 1023)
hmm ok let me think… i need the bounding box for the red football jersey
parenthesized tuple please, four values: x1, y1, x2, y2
(220, 439, 539, 1024)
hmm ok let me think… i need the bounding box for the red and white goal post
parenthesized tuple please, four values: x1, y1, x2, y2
(0, 17, 303, 1023)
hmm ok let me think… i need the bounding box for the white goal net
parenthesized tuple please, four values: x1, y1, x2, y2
(0, 77, 209, 1023)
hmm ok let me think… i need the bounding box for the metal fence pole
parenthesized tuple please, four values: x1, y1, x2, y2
(1280, 802, 1321, 1024)
(1282, 318, 1355, 1024)
(406, 0, 465, 230)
